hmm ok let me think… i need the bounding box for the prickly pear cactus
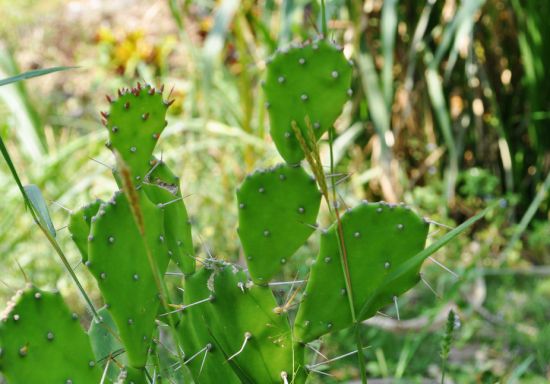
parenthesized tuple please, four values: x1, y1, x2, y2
(68, 199, 103, 263)
(87, 190, 169, 368)
(88, 306, 129, 382)
(0, 286, 101, 384)
(178, 268, 242, 384)
(294, 202, 429, 342)
(264, 39, 352, 163)
(237, 163, 321, 284)
(142, 158, 195, 275)
(180, 264, 306, 383)
(103, 83, 170, 180)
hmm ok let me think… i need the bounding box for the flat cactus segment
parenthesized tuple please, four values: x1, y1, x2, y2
(68, 199, 103, 263)
(142, 159, 195, 275)
(177, 268, 241, 384)
(88, 306, 128, 382)
(264, 39, 352, 163)
(237, 164, 321, 284)
(103, 83, 170, 179)
(209, 265, 305, 383)
(88, 190, 170, 368)
(294, 202, 429, 343)
(0, 286, 101, 384)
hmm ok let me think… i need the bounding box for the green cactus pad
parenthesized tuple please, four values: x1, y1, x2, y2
(68, 199, 103, 263)
(264, 39, 352, 163)
(103, 83, 171, 179)
(237, 164, 321, 284)
(212, 265, 305, 383)
(294, 202, 429, 342)
(88, 306, 128, 382)
(88, 190, 170, 368)
(178, 268, 242, 384)
(0, 286, 101, 384)
(142, 159, 195, 275)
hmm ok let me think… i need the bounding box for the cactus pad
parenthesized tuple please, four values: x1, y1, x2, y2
(88, 190, 169, 368)
(0, 286, 101, 384)
(178, 268, 241, 384)
(142, 159, 195, 275)
(237, 164, 321, 284)
(294, 202, 429, 342)
(68, 199, 103, 263)
(181, 265, 306, 383)
(88, 306, 128, 382)
(264, 39, 352, 163)
(103, 84, 171, 179)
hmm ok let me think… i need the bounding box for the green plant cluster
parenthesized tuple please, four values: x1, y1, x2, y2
(0, 36, 483, 383)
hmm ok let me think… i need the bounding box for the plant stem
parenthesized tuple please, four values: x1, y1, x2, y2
(328, 126, 368, 383)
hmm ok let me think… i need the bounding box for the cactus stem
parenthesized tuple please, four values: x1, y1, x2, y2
(227, 332, 252, 361)
(428, 256, 458, 278)
(393, 296, 400, 321)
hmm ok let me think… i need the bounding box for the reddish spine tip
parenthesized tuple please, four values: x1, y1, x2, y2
(148, 88, 155, 95)
(100, 111, 109, 118)
(160, 84, 165, 92)
(105, 95, 112, 103)
(117, 89, 122, 96)
(165, 99, 175, 107)
(142, 113, 150, 121)
(124, 102, 130, 109)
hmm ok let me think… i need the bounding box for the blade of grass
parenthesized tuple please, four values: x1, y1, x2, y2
(381, 0, 398, 110)
(23, 184, 56, 238)
(0, 66, 76, 87)
(503, 172, 550, 257)
(0, 135, 99, 319)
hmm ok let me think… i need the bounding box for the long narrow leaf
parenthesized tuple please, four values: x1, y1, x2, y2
(23, 184, 56, 238)
(0, 66, 75, 87)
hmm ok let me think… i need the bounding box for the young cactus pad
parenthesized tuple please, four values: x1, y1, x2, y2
(237, 164, 321, 284)
(0, 286, 101, 384)
(68, 199, 103, 263)
(88, 306, 129, 382)
(181, 265, 305, 383)
(88, 190, 170, 368)
(103, 84, 171, 180)
(264, 39, 352, 164)
(142, 158, 195, 275)
(178, 268, 241, 384)
(294, 202, 429, 342)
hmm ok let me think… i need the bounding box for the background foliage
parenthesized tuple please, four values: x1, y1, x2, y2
(0, 0, 548, 382)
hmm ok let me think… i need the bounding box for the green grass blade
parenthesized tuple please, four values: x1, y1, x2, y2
(381, 0, 398, 109)
(0, 66, 75, 87)
(23, 184, 56, 238)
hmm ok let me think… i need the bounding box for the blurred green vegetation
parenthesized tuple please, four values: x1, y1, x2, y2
(0, 0, 548, 382)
